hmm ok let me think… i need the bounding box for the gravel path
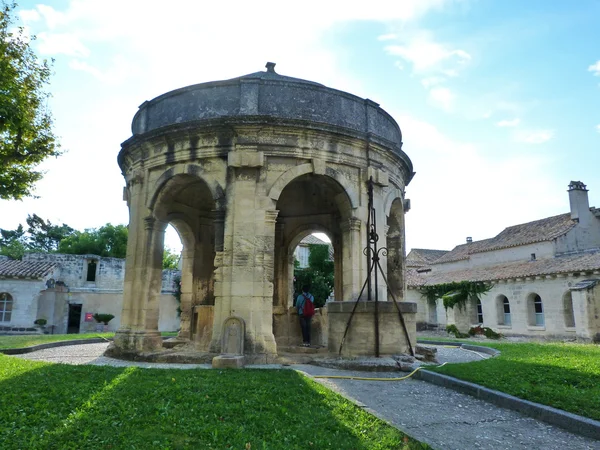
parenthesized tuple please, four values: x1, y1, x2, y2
(10, 343, 600, 449)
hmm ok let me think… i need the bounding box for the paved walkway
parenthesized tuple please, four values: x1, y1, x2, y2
(11, 343, 600, 450)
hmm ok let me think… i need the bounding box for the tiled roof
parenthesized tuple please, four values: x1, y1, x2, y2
(407, 248, 449, 267)
(433, 213, 577, 264)
(407, 251, 600, 286)
(433, 239, 494, 264)
(0, 260, 56, 278)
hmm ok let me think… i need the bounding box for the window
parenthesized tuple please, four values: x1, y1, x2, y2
(295, 246, 309, 268)
(563, 292, 575, 328)
(527, 293, 545, 327)
(86, 260, 97, 282)
(503, 297, 511, 326)
(476, 299, 484, 324)
(0, 293, 13, 322)
(534, 295, 544, 326)
(497, 295, 511, 326)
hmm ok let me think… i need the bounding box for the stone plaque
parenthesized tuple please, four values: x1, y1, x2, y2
(221, 316, 245, 355)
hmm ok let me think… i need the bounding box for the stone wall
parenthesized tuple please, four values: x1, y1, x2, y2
(272, 307, 328, 348)
(0, 278, 45, 328)
(409, 274, 600, 338)
(328, 301, 416, 356)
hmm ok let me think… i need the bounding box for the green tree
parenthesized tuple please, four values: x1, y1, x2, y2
(294, 243, 334, 308)
(58, 224, 128, 258)
(0, 2, 60, 200)
(25, 213, 74, 252)
(163, 248, 180, 270)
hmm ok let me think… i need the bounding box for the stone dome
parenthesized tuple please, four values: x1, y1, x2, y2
(130, 62, 405, 160)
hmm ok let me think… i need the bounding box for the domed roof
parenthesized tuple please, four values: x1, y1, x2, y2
(228, 62, 324, 87)
(129, 63, 404, 157)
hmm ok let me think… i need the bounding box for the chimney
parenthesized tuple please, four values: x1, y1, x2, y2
(466, 237, 473, 244)
(568, 181, 590, 225)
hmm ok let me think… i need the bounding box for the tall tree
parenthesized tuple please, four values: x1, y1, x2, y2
(0, 223, 25, 258)
(58, 224, 128, 258)
(25, 213, 74, 252)
(0, 2, 60, 200)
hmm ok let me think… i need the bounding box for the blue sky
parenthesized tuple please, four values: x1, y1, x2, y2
(1, 0, 599, 253)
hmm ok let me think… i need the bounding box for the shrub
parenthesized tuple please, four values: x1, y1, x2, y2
(93, 313, 115, 325)
(446, 324, 470, 339)
(33, 318, 47, 326)
(468, 325, 502, 339)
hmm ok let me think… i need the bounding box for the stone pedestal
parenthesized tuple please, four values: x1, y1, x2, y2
(327, 301, 416, 356)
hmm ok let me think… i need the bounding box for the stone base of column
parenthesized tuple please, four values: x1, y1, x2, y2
(109, 330, 163, 355)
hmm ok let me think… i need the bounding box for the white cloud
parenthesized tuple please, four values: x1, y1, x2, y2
(378, 33, 397, 41)
(19, 9, 40, 22)
(36, 32, 89, 57)
(588, 60, 600, 76)
(428, 87, 455, 111)
(596, 124, 600, 133)
(385, 35, 471, 74)
(69, 55, 141, 85)
(421, 76, 445, 88)
(396, 113, 556, 251)
(496, 118, 520, 127)
(515, 130, 554, 144)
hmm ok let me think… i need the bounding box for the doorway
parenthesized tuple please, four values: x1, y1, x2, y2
(67, 304, 82, 334)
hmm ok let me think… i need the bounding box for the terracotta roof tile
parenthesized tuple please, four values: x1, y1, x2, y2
(432, 213, 577, 265)
(408, 251, 600, 286)
(0, 260, 56, 278)
(407, 248, 449, 266)
(433, 239, 494, 264)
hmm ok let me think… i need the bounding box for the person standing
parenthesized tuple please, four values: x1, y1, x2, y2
(296, 285, 315, 347)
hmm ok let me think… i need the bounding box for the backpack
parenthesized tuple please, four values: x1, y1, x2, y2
(302, 293, 315, 318)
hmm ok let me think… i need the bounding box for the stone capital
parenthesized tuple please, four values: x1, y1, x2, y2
(367, 167, 389, 187)
(341, 217, 362, 233)
(228, 147, 264, 168)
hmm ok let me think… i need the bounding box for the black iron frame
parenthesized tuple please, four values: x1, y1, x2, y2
(338, 177, 414, 357)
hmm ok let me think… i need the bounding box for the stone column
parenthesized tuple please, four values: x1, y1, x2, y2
(211, 147, 277, 356)
(113, 203, 166, 353)
(342, 217, 363, 301)
(572, 284, 600, 340)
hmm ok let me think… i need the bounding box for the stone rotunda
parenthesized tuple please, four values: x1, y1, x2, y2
(112, 63, 416, 361)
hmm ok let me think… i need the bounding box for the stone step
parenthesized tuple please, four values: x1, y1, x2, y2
(280, 345, 328, 354)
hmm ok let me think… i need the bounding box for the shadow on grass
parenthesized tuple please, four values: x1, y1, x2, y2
(0, 356, 423, 449)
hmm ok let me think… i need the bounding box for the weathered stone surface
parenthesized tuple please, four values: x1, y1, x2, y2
(114, 63, 415, 359)
(212, 355, 245, 368)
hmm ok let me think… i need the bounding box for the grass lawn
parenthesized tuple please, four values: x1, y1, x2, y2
(0, 355, 427, 450)
(0, 333, 114, 349)
(0, 331, 180, 350)
(427, 341, 600, 421)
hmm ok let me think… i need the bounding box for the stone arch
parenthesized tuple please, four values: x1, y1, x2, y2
(386, 197, 405, 301)
(148, 164, 224, 211)
(383, 187, 403, 218)
(268, 163, 359, 210)
(526, 292, 545, 326)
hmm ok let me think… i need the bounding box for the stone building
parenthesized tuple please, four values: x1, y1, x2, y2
(113, 62, 416, 359)
(407, 181, 600, 341)
(0, 253, 179, 334)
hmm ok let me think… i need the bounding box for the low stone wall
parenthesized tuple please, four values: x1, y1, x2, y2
(273, 307, 328, 348)
(328, 301, 417, 356)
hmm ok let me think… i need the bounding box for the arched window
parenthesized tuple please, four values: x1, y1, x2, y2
(563, 292, 575, 328)
(528, 293, 544, 326)
(0, 293, 13, 322)
(476, 299, 484, 324)
(497, 295, 511, 326)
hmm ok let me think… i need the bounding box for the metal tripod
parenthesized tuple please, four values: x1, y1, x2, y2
(338, 177, 414, 357)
